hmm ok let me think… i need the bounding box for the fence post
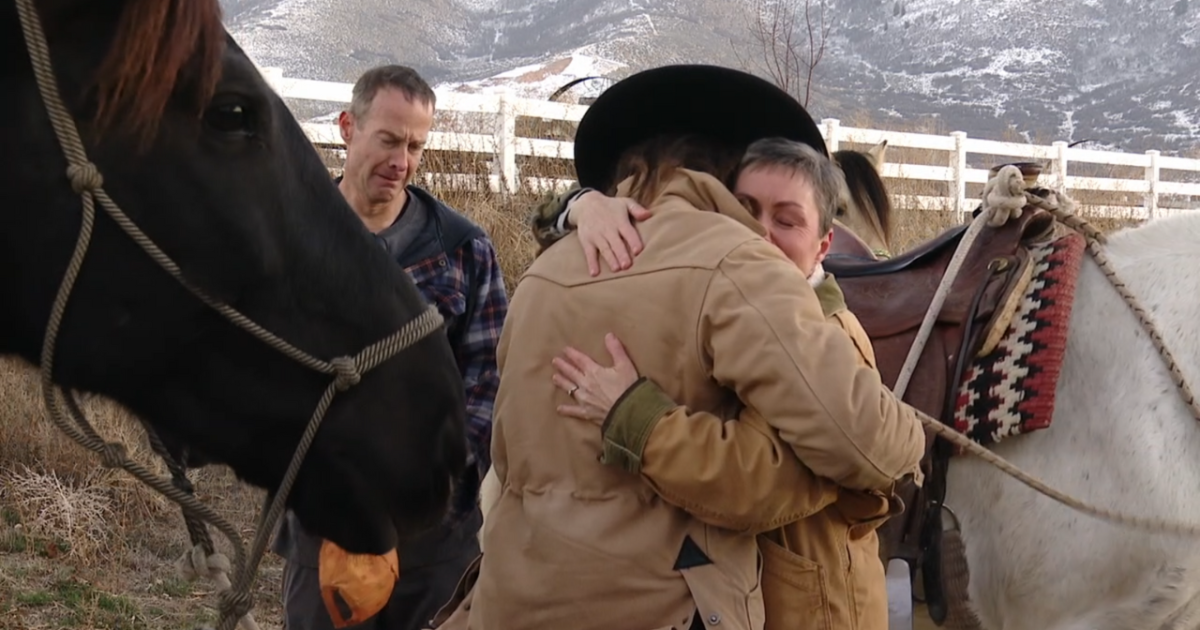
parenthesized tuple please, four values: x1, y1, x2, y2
(260, 66, 284, 94)
(494, 91, 518, 194)
(949, 131, 967, 220)
(1052, 141, 1069, 191)
(1144, 150, 1160, 220)
(822, 118, 840, 153)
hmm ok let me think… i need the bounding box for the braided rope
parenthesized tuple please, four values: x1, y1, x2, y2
(13, 1, 447, 628)
(895, 165, 1200, 538)
(924, 412, 1200, 536)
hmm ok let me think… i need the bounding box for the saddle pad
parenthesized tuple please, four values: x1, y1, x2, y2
(951, 231, 1086, 448)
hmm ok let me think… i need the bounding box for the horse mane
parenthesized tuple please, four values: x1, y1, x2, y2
(1105, 210, 1200, 259)
(833, 148, 894, 242)
(91, 0, 225, 144)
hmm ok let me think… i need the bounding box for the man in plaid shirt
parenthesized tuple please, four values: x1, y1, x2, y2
(273, 64, 508, 630)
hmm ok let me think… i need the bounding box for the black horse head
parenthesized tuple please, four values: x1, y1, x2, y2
(0, 0, 467, 555)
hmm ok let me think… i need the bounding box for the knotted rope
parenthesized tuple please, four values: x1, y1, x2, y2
(896, 164, 1200, 537)
(13, 1, 447, 628)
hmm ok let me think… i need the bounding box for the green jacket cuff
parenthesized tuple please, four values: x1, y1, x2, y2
(599, 377, 676, 474)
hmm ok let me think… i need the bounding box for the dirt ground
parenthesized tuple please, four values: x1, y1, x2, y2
(0, 544, 951, 630)
(0, 490, 286, 630)
(0, 545, 283, 630)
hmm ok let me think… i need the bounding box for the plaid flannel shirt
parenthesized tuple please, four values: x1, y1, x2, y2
(402, 234, 508, 526)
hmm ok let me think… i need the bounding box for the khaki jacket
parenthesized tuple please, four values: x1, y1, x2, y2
(607, 273, 915, 630)
(449, 169, 923, 630)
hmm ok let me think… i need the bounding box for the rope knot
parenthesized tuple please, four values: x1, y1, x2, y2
(331, 357, 361, 391)
(67, 162, 103, 193)
(218, 589, 254, 621)
(99, 441, 127, 468)
(176, 545, 231, 581)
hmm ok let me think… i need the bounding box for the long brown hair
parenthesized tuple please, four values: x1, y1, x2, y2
(607, 134, 744, 208)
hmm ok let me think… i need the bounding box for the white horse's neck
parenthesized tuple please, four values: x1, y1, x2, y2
(1100, 213, 1200, 390)
(1104, 211, 1200, 265)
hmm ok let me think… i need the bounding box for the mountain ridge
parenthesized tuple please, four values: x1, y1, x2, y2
(221, 0, 1200, 156)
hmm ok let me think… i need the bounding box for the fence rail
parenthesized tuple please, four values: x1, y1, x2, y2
(262, 67, 1200, 220)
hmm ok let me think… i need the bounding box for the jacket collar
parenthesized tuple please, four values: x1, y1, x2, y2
(614, 169, 767, 238)
(813, 272, 849, 319)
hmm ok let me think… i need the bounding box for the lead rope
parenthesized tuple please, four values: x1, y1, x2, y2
(893, 165, 1200, 538)
(13, 1, 446, 628)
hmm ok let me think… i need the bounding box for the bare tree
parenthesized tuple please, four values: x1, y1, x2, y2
(734, 0, 832, 108)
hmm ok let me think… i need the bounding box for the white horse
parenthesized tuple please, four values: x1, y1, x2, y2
(944, 210, 1200, 630)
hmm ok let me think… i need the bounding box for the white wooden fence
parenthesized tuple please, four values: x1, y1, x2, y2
(260, 67, 1200, 220)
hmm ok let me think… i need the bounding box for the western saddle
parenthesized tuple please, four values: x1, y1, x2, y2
(828, 219, 883, 260)
(824, 204, 1058, 625)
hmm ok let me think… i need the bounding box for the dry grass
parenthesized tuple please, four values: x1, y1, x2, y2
(0, 356, 283, 629)
(2, 466, 114, 563)
(0, 112, 1172, 627)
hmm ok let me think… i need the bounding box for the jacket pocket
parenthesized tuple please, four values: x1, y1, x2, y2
(420, 275, 468, 324)
(844, 531, 889, 630)
(758, 537, 832, 630)
(407, 253, 469, 330)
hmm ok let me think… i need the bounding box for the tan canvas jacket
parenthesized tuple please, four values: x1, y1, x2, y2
(601, 273, 917, 630)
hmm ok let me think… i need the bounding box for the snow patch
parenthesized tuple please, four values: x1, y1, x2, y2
(452, 0, 505, 12)
(1172, 110, 1200, 136)
(436, 53, 626, 101)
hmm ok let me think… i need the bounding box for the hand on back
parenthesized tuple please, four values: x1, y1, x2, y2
(569, 190, 652, 276)
(551, 333, 640, 424)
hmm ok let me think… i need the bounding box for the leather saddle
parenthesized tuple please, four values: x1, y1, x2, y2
(828, 220, 883, 260)
(824, 206, 1057, 624)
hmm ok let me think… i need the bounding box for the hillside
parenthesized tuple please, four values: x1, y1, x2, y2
(221, 0, 1200, 155)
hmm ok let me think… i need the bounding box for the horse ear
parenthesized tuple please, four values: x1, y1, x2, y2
(867, 140, 888, 169)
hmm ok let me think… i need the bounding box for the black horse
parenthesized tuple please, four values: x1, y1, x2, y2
(0, 0, 467, 556)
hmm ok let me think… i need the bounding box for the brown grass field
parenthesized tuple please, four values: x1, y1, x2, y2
(0, 111, 1159, 628)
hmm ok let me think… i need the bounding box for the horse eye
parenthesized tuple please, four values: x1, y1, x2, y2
(835, 206, 847, 217)
(204, 102, 251, 134)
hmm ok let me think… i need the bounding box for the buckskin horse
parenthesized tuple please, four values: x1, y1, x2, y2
(2, 0, 467, 571)
(831, 140, 896, 260)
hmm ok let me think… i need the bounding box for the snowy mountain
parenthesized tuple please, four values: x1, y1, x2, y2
(221, 0, 1200, 155)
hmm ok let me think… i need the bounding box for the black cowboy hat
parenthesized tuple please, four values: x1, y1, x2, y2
(573, 64, 828, 192)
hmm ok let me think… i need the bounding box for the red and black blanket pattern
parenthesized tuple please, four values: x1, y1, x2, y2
(951, 231, 1086, 448)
